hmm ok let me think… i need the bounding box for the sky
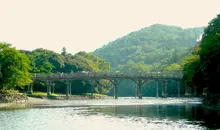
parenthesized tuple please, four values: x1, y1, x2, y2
(0, 0, 219, 54)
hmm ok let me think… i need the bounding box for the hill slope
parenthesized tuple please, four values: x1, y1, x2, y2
(94, 24, 204, 72)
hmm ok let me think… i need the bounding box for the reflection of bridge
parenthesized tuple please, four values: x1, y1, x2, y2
(28, 72, 187, 99)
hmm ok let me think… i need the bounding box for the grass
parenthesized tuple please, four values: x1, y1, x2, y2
(27, 91, 106, 97)
(71, 93, 106, 97)
(27, 91, 65, 97)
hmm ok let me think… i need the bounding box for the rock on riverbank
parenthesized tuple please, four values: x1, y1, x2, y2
(0, 93, 28, 103)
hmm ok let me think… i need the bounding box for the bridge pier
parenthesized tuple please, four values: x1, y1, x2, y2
(109, 80, 122, 99)
(27, 82, 33, 94)
(89, 80, 98, 96)
(155, 80, 159, 97)
(132, 81, 138, 98)
(51, 82, 55, 94)
(137, 84, 142, 99)
(114, 85, 118, 99)
(46, 81, 51, 97)
(161, 80, 167, 98)
(69, 82, 72, 96)
(185, 87, 190, 97)
(65, 80, 71, 97)
(177, 80, 180, 97)
(136, 80, 147, 99)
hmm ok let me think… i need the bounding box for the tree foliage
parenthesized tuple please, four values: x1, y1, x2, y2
(21, 49, 112, 94)
(199, 14, 220, 95)
(61, 47, 67, 56)
(183, 14, 220, 106)
(183, 54, 200, 88)
(0, 42, 32, 89)
(94, 24, 203, 73)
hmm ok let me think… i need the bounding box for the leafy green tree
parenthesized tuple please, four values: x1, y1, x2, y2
(61, 47, 67, 56)
(164, 63, 181, 73)
(183, 54, 200, 88)
(170, 48, 180, 63)
(183, 14, 220, 106)
(0, 42, 32, 89)
(199, 14, 220, 95)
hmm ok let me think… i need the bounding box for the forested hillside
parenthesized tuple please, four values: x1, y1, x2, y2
(94, 24, 204, 73)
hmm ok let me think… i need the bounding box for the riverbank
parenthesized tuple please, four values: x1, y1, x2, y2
(0, 90, 110, 108)
(0, 97, 46, 109)
(0, 94, 110, 109)
(0, 96, 203, 108)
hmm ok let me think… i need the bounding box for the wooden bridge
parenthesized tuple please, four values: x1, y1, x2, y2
(28, 72, 188, 99)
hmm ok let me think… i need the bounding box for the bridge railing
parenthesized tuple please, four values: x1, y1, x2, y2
(32, 72, 183, 80)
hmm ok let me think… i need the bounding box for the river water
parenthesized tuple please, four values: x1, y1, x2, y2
(0, 97, 219, 130)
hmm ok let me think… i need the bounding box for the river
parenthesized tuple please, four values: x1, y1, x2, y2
(0, 97, 219, 130)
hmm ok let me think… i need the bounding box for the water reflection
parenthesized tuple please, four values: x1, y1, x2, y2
(0, 98, 220, 130)
(93, 104, 220, 129)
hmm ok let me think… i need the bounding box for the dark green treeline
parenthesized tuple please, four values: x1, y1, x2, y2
(183, 14, 220, 106)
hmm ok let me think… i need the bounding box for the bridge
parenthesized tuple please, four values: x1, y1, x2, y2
(28, 72, 189, 99)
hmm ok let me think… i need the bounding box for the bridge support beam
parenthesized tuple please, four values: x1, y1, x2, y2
(109, 80, 122, 99)
(161, 80, 167, 98)
(138, 84, 142, 99)
(155, 80, 159, 98)
(177, 80, 180, 97)
(27, 82, 33, 94)
(46, 81, 51, 97)
(65, 80, 71, 97)
(51, 82, 55, 94)
(114, 85, 118, 99)
(69, 82, 72, 96)
(134, 80, 147, 99)
(132, 81, 138, 98)
(185, 87, 190, 97)
(89, 80, 99, 97)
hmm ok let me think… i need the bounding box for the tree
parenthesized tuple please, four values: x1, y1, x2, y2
(170, 48, 180, 63)
(183, 54, 200, 88)
(0, 42, 32, 89)
(183, 14, 220, 106)
(164, 63, 181, 73)
(199, 14, 220, 95)
(61, 47, 67, 56)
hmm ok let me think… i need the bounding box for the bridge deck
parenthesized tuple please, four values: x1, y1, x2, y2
(32, 72, 183, 81)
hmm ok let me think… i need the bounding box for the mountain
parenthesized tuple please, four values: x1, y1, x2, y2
(94, 24, 204, 73)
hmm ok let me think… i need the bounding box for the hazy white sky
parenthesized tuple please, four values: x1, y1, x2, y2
(0, 0, 219, 54)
